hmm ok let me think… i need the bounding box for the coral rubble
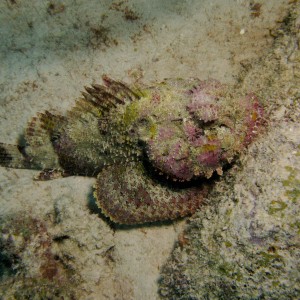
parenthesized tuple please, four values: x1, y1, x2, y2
(0, 214, 77, 299)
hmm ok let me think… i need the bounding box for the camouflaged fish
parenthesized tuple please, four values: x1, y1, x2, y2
(0, 76, 264, 224)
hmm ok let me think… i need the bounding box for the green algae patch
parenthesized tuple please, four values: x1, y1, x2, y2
(282, 166, 300, 203)
(218, 261, 234, 276)
(296, 144, 300, 157)
(217, 262, 243, 281)
(268, 200, 287, 215)
(224, 241, 232, 248)
(290, 220, 300, 235)
(257, 251, 285, 268)
(148, 122, 157, 139)
(272, 281, 280, 287)
(225, 208, 232, 216)
(122, 101, 139, 127)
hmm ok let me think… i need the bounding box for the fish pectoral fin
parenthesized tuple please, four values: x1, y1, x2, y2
(34, 168, 69, 181)
(94, 162, 207, 225)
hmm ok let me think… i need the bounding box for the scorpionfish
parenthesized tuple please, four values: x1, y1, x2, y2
(0, 76, 263, 224)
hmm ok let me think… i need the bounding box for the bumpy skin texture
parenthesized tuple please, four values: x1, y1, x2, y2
(96, 162, 208, 224)
(0, 76, 263, 224)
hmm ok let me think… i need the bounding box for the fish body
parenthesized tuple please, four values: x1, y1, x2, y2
(0, 76, 263, 224)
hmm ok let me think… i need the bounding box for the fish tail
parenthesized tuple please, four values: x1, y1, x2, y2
(0, 142, 37, 169)
(1, 111, 66, 172)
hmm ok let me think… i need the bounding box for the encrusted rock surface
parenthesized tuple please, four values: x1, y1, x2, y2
(0, 190, 115, 299)
(159, 123, 300, 299)
(159, 4, 300, 299)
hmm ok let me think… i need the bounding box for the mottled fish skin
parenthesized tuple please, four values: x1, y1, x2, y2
(95, 162, 209, 224)
(0, 76, 264, 224)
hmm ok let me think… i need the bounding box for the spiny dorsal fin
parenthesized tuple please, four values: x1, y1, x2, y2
(84, 85, 121, 108)
(101, 75, 141, 101)
(67, 97, 102, 120)
(81, 76, 141, 111)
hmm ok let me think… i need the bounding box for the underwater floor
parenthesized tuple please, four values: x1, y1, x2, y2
(0, 1, 299, 299)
